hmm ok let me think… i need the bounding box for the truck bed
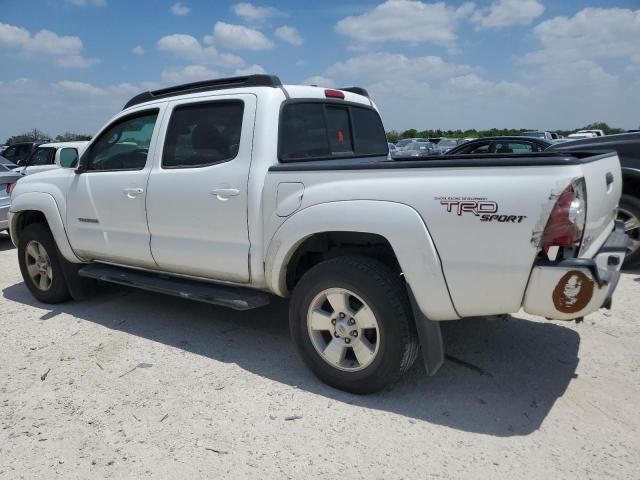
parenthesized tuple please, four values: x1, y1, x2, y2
(265, 150, 622, 318)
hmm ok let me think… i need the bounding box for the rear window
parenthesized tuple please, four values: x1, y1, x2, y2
(279, 102, 387, 161)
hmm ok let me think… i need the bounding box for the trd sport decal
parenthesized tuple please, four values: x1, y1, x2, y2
(435, 197, 527, 223)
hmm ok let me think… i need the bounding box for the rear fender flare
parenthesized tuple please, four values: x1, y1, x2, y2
(265, 200, 459, 321)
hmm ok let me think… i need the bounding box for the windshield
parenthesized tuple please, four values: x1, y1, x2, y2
(438, 139, 458, 147)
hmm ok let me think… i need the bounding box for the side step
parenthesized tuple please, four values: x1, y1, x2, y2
(78, 263, 270, 310)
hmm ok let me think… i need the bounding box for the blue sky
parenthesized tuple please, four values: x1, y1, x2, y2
(1, 0, 639, 140)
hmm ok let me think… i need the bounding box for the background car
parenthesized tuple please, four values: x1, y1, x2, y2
(1, 142, 41, 165)
(14, 141, 88, 176)
(0, 155, 18, 169)
(549, 132, 640, 265)
(445, 136, 551, 155)
(392, 141, 440, 158)
(395, 137, 429, 148)
(435, 138, 464, 154)
(0, 163, 20, 232)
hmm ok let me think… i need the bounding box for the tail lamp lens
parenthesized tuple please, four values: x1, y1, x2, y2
(6, 182, 15, 195)
(541, 179, 586, 258)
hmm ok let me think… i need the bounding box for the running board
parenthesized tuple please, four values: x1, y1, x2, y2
(78, 263, 270, 310)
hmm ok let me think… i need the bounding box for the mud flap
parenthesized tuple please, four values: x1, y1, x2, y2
(407, 286, 444, 376)
(57, 246, 94, 301)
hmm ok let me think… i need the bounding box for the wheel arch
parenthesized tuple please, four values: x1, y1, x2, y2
(622, 167, 640, 198)
(9, 192, 81, 263)
(265, 200, 459, 321)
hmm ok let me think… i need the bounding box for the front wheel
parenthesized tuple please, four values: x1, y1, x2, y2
(18, 223, 71, 303)
(289, 256, 419, 394)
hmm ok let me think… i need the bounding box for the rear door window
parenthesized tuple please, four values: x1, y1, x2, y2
(162, 101, 244, 169)
(279, 102, 387, 161)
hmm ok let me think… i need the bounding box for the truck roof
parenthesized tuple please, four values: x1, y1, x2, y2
(122, 74, 372, 111)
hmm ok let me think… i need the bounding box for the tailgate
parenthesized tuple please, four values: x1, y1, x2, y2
(576, 152, 622, 257)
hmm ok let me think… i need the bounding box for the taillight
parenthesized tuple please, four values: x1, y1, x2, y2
(324, 89, 345, 99)
(541, 179, 587, 260)
(6, 182, 15, 195)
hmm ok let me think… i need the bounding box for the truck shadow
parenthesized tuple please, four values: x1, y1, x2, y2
(0, 232, 15, 251)
(2, 281, 580, 437)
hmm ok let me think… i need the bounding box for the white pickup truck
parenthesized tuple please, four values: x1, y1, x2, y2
(8, 75, 628, 393)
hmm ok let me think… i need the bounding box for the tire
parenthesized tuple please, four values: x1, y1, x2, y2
(18, 223, 71, 303)
(619, 194, 640, 266)
(289, 255, 419, 394)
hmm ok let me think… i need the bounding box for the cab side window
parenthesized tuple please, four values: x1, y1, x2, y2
(59, 148, 79, 168)
(87, 111, 158, 171)
(162, 101, 244, 169)
(29, 147, 55, 166)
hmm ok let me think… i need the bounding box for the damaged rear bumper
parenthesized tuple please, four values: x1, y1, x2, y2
(523, 220, 629, 321)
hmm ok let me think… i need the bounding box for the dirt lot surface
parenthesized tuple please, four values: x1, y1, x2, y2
(1, 232, 639, 479)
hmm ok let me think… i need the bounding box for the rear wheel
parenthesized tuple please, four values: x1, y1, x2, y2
(619, 194, 640, 266)
(289, 256, 419, 394)
(18, 223, 70, 303)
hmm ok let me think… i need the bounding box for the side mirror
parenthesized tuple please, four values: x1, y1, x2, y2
(16, 159, 25, 166)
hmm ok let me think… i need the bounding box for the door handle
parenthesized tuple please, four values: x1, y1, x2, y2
(123, 187, 144, 198)
(210, 188, 240, 201)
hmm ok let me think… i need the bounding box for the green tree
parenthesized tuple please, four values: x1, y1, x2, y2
(54, 132, 92, 142)
(399, 129, 418, 139)
(5, 128, 51, 145)
(386, 130, 400, 143)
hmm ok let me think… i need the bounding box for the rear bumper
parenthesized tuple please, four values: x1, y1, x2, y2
(523, 221, 629, 320)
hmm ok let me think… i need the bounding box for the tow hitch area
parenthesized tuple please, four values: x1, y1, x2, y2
(552, 271, 595, 314)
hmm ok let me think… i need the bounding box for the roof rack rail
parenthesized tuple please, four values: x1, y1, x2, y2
(123, 74, 282, 110)
(338, 87, 369, 98)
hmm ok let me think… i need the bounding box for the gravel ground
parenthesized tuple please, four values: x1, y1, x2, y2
(1, 231, 639, 479)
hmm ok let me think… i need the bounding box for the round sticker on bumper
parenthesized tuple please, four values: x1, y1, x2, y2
(552, 271, 595, 314)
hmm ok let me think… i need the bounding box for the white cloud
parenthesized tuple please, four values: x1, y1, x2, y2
(471, 0, 544, 29)
(132, 45, 144, 55)
(162, 65, 220, 84)
(275, 25, 303, 46)
(232, 3, 282, 24)
(157, 33, 245, 67)
(0, 78, 149, 141)
(171, 2, 190, 16)
(313, 52, 536, 131)
(0, 22, 97, 68)
(335, 0, 475, 48)
(65, 0, 106, 6)
(527, 8, 640, 62)
(210, 22, 274, 51)
(234, 64, 266, 75)
(327, 52, 474, 82)
(446, 73, 531, 97)
(302, 75, 335, 87)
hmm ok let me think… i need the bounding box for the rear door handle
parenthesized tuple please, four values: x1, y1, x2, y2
(211, 188, 240, 201)
(123, 187, 144, 198)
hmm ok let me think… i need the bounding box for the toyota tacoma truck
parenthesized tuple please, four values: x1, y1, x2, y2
(8, 75, 628, 394)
